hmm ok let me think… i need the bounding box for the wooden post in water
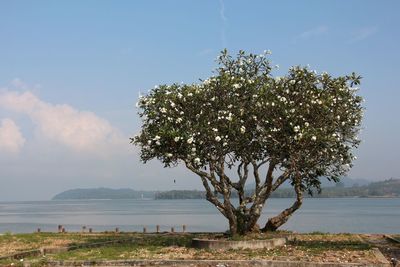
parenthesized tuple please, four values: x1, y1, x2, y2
(62, 227, 66, 233)
(182, 225, 186, 233)
(82, 226, 86, 233)
(156, 225, 160, 233)
(58, 225, 63, 233)
(37, 228, 41, 233)
(143, 227, 147, 234)
(89, 228, 93, 233)
(115, 227, 119, 233)
(171, 227, 175, 233)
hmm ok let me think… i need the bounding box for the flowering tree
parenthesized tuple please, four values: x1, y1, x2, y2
(132, 50, 363, 235)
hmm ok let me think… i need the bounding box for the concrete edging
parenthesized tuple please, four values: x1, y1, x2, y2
(384, 234, 400, 244)
(191, 236, 293, 250)
(0, 249, 41, 260)
(371, 248, 391, 266)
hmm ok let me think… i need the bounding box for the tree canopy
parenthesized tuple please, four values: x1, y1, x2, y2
(132, 49, 363, 235)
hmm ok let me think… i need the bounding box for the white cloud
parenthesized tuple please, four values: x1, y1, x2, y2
(219, 0, 228, 48)
(297, 25, 328, 40)
(0, 118, 26, 154)
(0, 90, 126, 153)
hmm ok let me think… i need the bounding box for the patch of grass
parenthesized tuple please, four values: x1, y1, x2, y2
(307, 231, 330, 235)
(291, 240, 371, 254)
(136, 234, 193, 247)
(0, 258, 23, 267)
(0, 232, 145, 255)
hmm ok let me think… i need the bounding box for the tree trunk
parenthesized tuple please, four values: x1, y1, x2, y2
(262, 182, 303, 232)
(229, 211, 260, 236)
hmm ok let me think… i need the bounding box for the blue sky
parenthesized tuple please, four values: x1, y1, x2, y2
(0, 0, 399, 200)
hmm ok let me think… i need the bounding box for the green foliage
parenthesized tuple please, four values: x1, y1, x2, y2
(133, 49, 363, 191)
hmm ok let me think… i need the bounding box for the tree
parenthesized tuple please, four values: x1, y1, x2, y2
(132, 50, 363, 235)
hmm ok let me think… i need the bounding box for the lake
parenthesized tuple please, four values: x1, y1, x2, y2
(0, 198, 399, 234)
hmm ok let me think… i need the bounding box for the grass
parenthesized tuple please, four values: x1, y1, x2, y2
(291, 240, 371, 254)
(0, 232, 381, 266)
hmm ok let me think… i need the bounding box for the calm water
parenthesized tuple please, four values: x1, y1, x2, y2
(0, 198, 399, 234)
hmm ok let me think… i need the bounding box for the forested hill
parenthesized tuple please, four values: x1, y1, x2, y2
(52, 179, 399, 200)
(52, 188, 155, 200)
(155, 178, 400, 199)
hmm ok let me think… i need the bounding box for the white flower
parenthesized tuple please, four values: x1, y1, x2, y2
(194, 158, 201, 164)
(187, 137, 194, 144)
(191, 147, 196, 152)
(271, 102, 275, 106)
(170, 102, 175, 107)
(147, 140, 152, 145)
(215, 136, 221, 142)
(305, 122, 309, 127)
(178, 93, 183, 99)
(155, 141, 161, 145)
(212, 128, 218, 132)
(188, 93, 193, 97)
(166, 153, 173, 157)
(240, 126, 246, 133)
(174, 137, 180, 142)
(154, 135, 161, 140)
(311, 136, 317, 141)
(160, 108, 167, 113)
(176, 117, 183, 123)
(223, 142, 228, 146)
(233, 84, 240, 89)
(289, 80, 296, 85)
(294, 126, 300, 132)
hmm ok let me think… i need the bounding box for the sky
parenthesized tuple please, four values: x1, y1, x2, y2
(0, 0, 399, 201)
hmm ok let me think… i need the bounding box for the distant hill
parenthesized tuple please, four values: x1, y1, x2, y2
(53, 179, 399, 200)
(156, 178, 400, 199)
(52, 188, 156, 200)
(155, 190, 205, 200)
